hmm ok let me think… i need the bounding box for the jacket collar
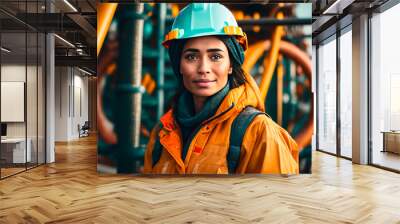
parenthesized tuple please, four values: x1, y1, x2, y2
(158, 71, 264, 171)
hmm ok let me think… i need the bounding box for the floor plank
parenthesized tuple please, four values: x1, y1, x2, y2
(0, 135, 399, 223)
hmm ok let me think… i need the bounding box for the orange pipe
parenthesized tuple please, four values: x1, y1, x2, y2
(97, 3, 118, 56)
(243, 40, 312, 151)
(141, 73, 157, 94)
(97, 75, 117, 144)
(142, 73, 150, 90)
(148, 78, 156, 94)
(244, 41, 311, 81)
(243, 42, 265, 73)
(258, 12, 284, 100)
(279, 42, 313, 150)
(106, 63, 116, 75)
(277, 55, 283, 126)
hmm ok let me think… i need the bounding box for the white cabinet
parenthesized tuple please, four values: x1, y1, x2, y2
(1, 138, 32, 163)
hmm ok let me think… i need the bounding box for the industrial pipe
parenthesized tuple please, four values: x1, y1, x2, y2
(97, 3, 118, 56)
(156, 4, 167, 120)
(238, 18, 312, 26)
(132, 4, 145, 151)
(258, 12, 284, 100)
(97, 75, 117, 144)
(98, 50, 118, 145)
(114, 4, 145, 173)
(277, 55, 284, 126)
(243, 40, 312, 151)
(165, 17, 311, 26)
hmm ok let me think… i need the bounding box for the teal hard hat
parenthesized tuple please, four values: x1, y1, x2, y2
(163, 3, 248, 51)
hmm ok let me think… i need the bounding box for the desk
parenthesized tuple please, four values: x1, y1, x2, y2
(382, 131, 400, 154)
(1, 138, 31, 163)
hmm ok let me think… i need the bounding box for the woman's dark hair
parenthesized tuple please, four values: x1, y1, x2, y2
(166, 36, 247, 110)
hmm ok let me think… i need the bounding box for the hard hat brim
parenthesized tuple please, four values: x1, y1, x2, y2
(162, 33, 248, 51)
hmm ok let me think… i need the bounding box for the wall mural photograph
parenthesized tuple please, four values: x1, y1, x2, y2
(97, 2, 313, 175)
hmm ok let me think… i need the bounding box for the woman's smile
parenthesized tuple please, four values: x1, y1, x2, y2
(193, 79, 217, 88)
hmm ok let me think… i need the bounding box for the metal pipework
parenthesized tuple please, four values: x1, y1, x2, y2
(115, 4, 145, 173)
(132, 4, 144, 150)
(165, 17, 312, 26)
(238, 18, 312, 26)
(277, 55, 284, 126)
(259, 12, 285, 100)
(156, 4, 167, 120)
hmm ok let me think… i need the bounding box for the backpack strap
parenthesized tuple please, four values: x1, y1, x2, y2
(151, 123, 163, 167)
(152, 138, 162, 167)
(227, 106, 267, 173)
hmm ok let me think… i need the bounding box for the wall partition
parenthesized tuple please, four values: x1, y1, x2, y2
(315, 23, 353, 160)
(370, 2, 400, 172)
(339, 26, 352, 159)
(317, 35, 337, 155)
(0, 1, 46, 179)
(1, 30, 28, 177)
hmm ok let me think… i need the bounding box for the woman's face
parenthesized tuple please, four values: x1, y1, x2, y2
(180, 36, 232, 97)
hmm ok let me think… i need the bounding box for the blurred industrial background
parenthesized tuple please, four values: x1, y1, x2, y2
(97, 3, 313, 174)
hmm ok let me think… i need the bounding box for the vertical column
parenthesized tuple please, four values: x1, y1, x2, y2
(336, 30, 341, 157)
(312, 45, 317, 151)
(115, 4, 135, 173)
(132, 4, 144, 148)
(352, 14, 369, 164)
(156, 4, 166, 120)
(46, 1, 55, 163)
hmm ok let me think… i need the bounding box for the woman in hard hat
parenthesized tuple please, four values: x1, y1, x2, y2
(143, 3, 299, 174)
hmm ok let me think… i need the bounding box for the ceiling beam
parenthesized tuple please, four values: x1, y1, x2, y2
(55, 55, 96, 72)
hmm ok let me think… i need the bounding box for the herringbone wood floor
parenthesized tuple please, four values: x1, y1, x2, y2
(1, 135, 400, 224)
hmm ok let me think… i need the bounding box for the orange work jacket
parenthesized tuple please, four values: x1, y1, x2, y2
(143, 72, 299, 174)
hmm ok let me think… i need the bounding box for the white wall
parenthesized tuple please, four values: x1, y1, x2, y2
(1, 65, 25, 129)
(54, 67, 89, 141)
(72, 72, 89, 138)
(1, 64, 26, 81)
(55, 66, 69, 141)
(1, 65, 38, 138)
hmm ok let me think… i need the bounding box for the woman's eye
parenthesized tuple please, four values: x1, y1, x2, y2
(184, 54, 197, 61)
(211, 54, 222, 61)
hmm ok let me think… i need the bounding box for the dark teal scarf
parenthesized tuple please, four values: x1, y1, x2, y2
(174, 81, 230, 155)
